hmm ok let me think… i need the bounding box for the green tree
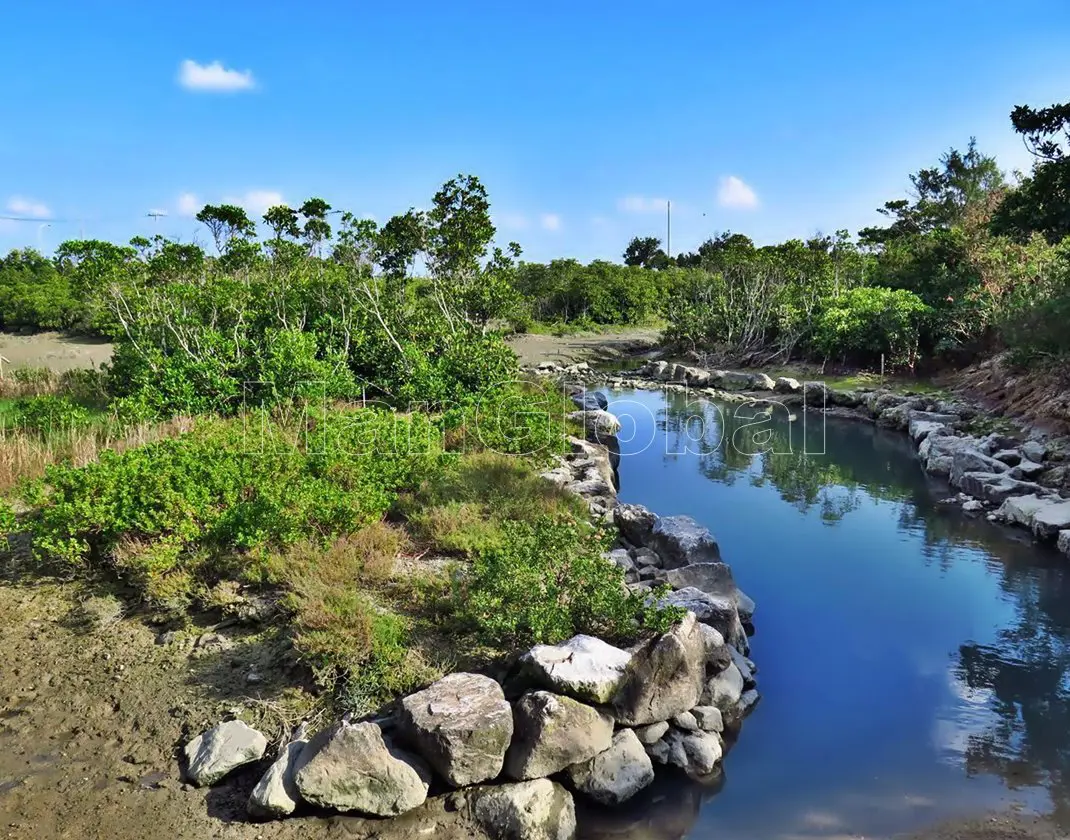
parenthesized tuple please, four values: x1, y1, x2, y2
(299, 198, 333, 256)
(196, 204, 256, 254)
(623, 236, 670, 269)
(377, 209, 426, 279)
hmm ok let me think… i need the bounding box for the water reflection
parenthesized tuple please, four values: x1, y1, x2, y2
(601, 387, 1070, 838)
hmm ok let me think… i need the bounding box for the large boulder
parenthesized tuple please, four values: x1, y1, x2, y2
(663, 561, 735, 597)
(650, 729, 723, 776)
(1031, 499, 1070, 540)
(570, 390, 608, 412)
(950, 449, 1011, 487)
(568, 410, 622, 440)
(505, 691, 614, 781)
(614, 613, 707, 726)
(1023, 440, 1047, 463)
(690, 706, 724, 733)
(614, 503, 658, 547)
(184, 720, 268, 787)
(997, 494, 1051, 528)
(518, 635, 633, 705)
(774, 376, 801, 394)
(1058, 530, 1070, 557)
(718, 371, 752, 391)
(750, 373, 776, 391)
(248, 732, 307, 820)
(909, 419, 952, 445)
(701, 662, 744, 711)
(1012, 460, 1047, 481)
(649, 515, 720, 569)
(565, 729, 654, 806)
(398, 672, 514, 787)
(683, 367, 711, 387)
(293, 721, 430, 816)
(471, 779, 577, 840)
(698, 623, 732, 675)
(959, 472, 1044, 505)
(657, 588, 746, 649)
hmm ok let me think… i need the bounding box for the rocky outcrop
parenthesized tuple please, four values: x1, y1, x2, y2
(398, 673, 514, 787)
(649, 515, 721, 568)
(293, 721, 431, 816)
(517, 635, 633, 705)
(613, 613, 707, 726)
(505, 691, 614, 781)
(471, 779, 577, 840)
(564, 728, 654, 805)
(184, 720, 268, 787)
(648, 728, 723, 776)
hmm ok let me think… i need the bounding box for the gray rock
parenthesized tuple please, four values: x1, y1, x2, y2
(671, 711, 699, 731)
(663, 561, 735, 597)
(803, 381, 830, 403)
(184, 720, 268, 787)
(398, 673, 513, 787)
(645, 361, 670, 380)
(828, 389, 864, 408)
(505, 691, 614, 780)
(685, 368, 711, 387)
(606, 548, 635, 575)
(729, 646, 757, 689)
(614, 503, 657, 547)
(657, 588, 746, 649)
(1031, 499, 1070, 540)
(565, 729, 654, 806)
(1013, 459, 1048, 481)
(571, 391, 608, 412)
(568, 410, 622, 439)
(951, 449, 1011, 487)
(697, 623, 731, 674)
(750, 373, 776, 391)
(293, 721, 430, 816)
(518, 635, 633, 705)
(632, 547, 660, 568)
(1023, 440, 1047, 463)
(721, 371, 754, 391)
(471, 779, 577, 840)
(632, 721, 669, 745)
(701, 662, 744, 711)
(993, 449, 1023, 467)
(614, 613, 707, 726)
(649, 516, 721, 569)
(962, 499, 983, 513)
(959, 472, 1044, 505)
(248, 732, 307, 820)
(1058, 530, 1070, 557)
(736, 589, 756, 622)
(997, 494, 1050, 527)
(691, 706, 724, 733)
(733, 689, 761, 720)
(655, 729, 723, 776)
(774, 376, 801, 394)
(909, 419, 951, 445)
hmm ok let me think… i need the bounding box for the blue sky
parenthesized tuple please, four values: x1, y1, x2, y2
(2, 0, 1069, 262)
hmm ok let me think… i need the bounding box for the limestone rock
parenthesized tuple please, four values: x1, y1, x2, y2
(654, 729, 723, 776)
(398, 673, 513, 787)
(774, 377, 801, 394)
(632, 721, 669, 745)
(649, 515, 721, 569)
(729, 646, 757, 689)
(720, 371, 754, 391)
(565, 729, 654, 806)
(505, 691, 614, 781)
(658, 588, 746, 649)
(691, 706, 724, 733)
(614, 613, 707, 726)
(1012, 460, 1047, 481)
(1023, 440, 1047, 463)
(293, 721, 430, 816)
(248, 734, 307, 820)
(184, 720, 268, 787)
(614, 503, 657, 547)
(750, 373, 776, 391)
(663, 561, 735, 597)
(997, 494, 1050, 528)
(518, 635, 633, 705)
(671, 711, 699, 731)
(570, 391, 609, 412)
(1031, 499, 1070, 540)
(1058, 530, 1070, 557)
(701, 662, 744, 711)
(959, 472, 1044, 505)
(568, 410, 622, 439)
(950, 449, 1010, 487)
(698, 623, 731, 674)
(471, 779, 577, 840)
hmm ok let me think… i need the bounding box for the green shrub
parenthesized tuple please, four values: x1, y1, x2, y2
(13, 395, 92, 437)
(814, 287, 930, 368)
(453, 516, 684, 646)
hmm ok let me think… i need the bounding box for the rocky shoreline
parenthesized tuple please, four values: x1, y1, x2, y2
(176, 390, 761, 839)
(528, 358, 1070, 560)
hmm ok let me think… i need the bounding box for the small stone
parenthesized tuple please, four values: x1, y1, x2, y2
(248, 734, 307, 820)
(671, 711, 698, 731)
(184, 721, 268, 787)
(632, 721, 669, 745)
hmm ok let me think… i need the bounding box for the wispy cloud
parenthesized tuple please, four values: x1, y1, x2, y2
(540, 213, 562, 232)
(717, 175, 759, 209)
(223, 190, 285, 216)
(178, 59, 256, 92)
(6, 196, 51, 218)
(176, 192, 200, 216)
(618, 195, 669, 214)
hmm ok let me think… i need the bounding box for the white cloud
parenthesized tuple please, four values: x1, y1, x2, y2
(618, 195, 669, 214)
(178, 59, 256, 92)
(6, 196, 51, 218)
(176, 192, 200, 216)
(717, 175, 759, 209)
(540, 213, 561, 232)
(223, 190, 285, 216)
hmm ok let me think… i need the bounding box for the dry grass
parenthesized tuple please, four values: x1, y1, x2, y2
(0, 416, 195, 494)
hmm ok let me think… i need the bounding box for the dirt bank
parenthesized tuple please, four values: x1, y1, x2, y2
(507, 328, 660, 367)
(0, 332, 113, 374)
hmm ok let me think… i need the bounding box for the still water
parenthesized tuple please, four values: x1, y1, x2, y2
(582, 387, 1070, 840)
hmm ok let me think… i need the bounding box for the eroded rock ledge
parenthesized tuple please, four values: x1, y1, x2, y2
(179, 393, 760, 839)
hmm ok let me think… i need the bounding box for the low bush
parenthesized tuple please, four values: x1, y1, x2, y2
(813, 286, 930, 368)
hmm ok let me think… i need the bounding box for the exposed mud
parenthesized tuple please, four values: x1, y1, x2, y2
(507, 328, 660, 367)
(0, 332, 113, 373)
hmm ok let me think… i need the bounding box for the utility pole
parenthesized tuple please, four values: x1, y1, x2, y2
(147, 211, 167, 225)
(666, 200, 671, 258)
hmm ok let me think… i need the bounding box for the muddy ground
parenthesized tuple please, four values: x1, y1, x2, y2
(0, 332, 113, 374)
